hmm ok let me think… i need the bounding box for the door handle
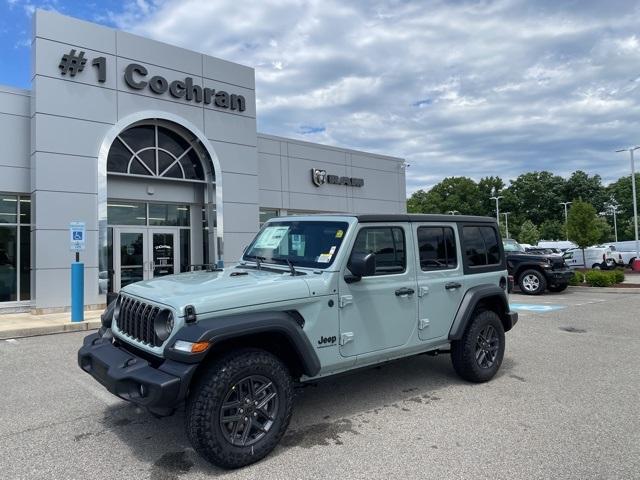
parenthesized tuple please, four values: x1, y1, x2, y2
(395, 287, 415, 297)
(445, 282, 462, 290)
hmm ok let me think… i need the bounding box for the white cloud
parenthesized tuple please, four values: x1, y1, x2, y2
(108, 0, 640, 194)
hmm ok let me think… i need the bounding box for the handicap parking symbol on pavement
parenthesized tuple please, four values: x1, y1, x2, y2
(510, 303, 567, 313)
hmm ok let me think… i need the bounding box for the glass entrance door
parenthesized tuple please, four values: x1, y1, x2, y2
(114, 228, 148, 291)
(149, 229, 178, 278)
(113, 227, 182, 292)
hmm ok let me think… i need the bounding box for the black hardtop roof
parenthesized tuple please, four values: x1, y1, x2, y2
(355, 214, 497, 224)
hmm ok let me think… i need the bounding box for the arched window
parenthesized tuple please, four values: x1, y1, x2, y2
(107, 121, 207, 182)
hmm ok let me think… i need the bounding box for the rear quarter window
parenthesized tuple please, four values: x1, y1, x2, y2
(462, 225, 503, 271)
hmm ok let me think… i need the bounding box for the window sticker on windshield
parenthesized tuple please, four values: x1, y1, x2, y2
(253, 226, 290, 249)
(317, 253, 333, 263)
(329, 246, 336, 254)
(335, 230, 344, 239)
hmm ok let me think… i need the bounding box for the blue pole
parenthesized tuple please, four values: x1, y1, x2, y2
(71, 262, 84, 322)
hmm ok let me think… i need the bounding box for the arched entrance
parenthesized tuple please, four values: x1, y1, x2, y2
(97, 113, 224, 295)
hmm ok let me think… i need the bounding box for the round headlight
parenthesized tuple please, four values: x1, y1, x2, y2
(154, 309, 175, 342)
(113, 295, 122, 319)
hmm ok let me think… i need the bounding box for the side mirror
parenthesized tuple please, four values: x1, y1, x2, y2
(345, 253, 376, 283)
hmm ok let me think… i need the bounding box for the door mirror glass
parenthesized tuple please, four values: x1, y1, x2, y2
(346, 253, 376, 283)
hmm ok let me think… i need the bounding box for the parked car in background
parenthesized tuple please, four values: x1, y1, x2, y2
(563, 246, 616, 270)
(537, 240, 577, 252)
(601, 245, 637, 267)
(503, 239, 573, 294)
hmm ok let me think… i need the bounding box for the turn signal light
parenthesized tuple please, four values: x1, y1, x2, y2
(173, 340, 210, 354)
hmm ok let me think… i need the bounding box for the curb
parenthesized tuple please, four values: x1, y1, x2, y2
(0, 320, 101, 340)
(567, 286, 640, 294)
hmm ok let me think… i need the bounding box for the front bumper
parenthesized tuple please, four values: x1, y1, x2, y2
(78, 332, 197, 409)
(545, 269, 574, 285)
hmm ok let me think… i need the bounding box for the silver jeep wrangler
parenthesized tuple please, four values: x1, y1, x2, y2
(79, 214, 517, 468)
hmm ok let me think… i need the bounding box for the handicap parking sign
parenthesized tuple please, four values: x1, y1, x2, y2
(70, 222, 86, 251)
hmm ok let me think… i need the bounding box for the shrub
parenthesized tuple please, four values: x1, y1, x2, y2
(568, 271, 585, 286)
(613, 268, 625, 284)
(584, 270, 616, 287)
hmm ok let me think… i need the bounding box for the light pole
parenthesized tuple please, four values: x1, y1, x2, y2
(615, 147, 640, 262)
(605, 199, 619, 243)
(503, 212, 511, 239)
(490, 195, 503, 227)
(559, 201, 572, 241)
(447, 210, 460, 215)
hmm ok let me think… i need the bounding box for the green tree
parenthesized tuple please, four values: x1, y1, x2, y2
(606, 174, 640, 241)
(567, 201, 603, 261)
(594, 216, 612, 243)
(564, 171, 606, 213)
(539, 219, 565, 241)
(504, 171, 566, 225)
(517, 220, 540, 245)
(477, 176, 505, 216)
(407, 177, 483, 215)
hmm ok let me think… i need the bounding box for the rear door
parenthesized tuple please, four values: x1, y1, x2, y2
(413, 223, 465, 341)
(338, 223, 418, 357)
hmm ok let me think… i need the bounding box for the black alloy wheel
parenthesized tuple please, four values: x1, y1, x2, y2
(219, 375, 279, 447)
(475, 325, 499, 369)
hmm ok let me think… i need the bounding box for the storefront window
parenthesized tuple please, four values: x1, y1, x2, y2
(0, 194, 31, 302)
(107, 202, 146, 225)
(149, 204, 190, 226)
(259, 208, 279, 226)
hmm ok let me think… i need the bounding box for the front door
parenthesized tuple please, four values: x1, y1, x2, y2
(148, 228, 179, 278)
(413, 224, 465, 341)
(338, 224, 418, 358)
(113, 227, 180, 292)
(114, 228, 148, 291)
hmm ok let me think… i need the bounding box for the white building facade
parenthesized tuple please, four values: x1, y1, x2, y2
(0, 10, 406, 313)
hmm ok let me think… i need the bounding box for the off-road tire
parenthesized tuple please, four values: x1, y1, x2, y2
(451, 310, 505, 383)
(185, 349, 293, 469)
(518, 269, 547, 295)
(548, 284, 568, 293)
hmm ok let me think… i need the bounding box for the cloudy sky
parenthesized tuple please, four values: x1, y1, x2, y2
(2, 0, 640, 194)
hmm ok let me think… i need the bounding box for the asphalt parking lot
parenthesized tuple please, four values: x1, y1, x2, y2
(1, 289, 639, 479)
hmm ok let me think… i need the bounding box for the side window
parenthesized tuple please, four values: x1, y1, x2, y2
(463, 225, 502, 267)
(417, 226, 458, 270)
(351, 226, 406, 275)
(463, 226, 486, 266)
(480, 226, 501, 264)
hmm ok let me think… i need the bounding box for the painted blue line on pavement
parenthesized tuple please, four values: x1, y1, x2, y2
(510, 303, 567, 313)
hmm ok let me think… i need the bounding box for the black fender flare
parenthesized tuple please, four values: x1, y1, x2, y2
(164, 311, 321, 377)
(448, 284, 517, 340)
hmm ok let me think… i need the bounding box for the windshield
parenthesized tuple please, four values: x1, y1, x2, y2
(243, 220, 350, 269)
(503, 240, 525, 253)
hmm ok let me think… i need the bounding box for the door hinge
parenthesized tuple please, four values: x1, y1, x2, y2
(418, 286, 429, 297)
(340, 332, 354, 345)
(339, 295, 353, 308)
(418, 318, 430, 330)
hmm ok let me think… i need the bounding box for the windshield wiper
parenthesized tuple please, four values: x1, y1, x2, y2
(244, 254, 266, 270)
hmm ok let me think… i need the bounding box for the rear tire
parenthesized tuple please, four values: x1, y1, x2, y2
(518, 269, 547, 295)
(185, 349, 293, 469)
(451, 310, 505, 383)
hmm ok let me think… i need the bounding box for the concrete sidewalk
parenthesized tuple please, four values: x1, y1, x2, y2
(0, 309, 102, 340)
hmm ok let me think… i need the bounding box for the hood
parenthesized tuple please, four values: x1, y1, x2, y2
(506, 252, 550, 261)
(121, 267, 311, 316)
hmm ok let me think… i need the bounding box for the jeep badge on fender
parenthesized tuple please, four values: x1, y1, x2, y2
(78, 214, 518, 469)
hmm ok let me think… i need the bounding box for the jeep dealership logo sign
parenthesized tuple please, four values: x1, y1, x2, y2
(311, 169, 364, 188)
(58, 50, 246, 112)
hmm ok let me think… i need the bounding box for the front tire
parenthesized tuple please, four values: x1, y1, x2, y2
(451, 310, 505, 383)
(186, 349, 293, 469)
(518, 269, 547, 295)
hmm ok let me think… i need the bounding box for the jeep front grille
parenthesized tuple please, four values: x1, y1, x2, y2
(116, 296, 162, 347)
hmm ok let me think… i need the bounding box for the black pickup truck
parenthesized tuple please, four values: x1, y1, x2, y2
(503, 239, 573, 295)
